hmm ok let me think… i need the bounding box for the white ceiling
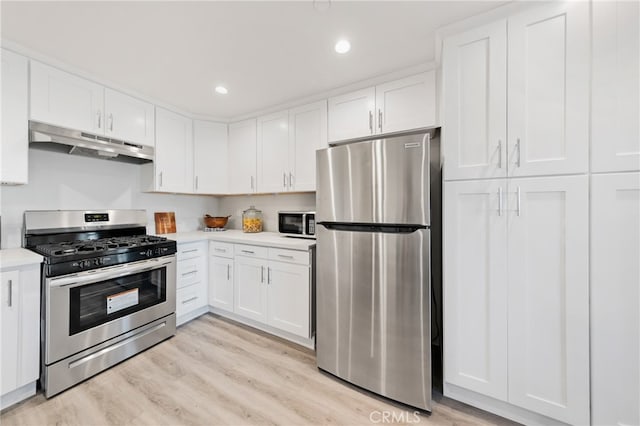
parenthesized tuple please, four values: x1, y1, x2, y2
(1, 1, 505, 119)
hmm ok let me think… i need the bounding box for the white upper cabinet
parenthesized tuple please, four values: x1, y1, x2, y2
(1, 49, 29, 185)
(288, 100, 328, 192)
(442, 21, 507, 181)
(104, 88, 154, 147)
(153, 107, 193, 193)
(507, 175, 589, 425)
(507, 2, 589, 177)
(592, 1, 640, 173)
(228, 119, 257, 194)
(328, 87, 376, 142)
(30, 60, 156, 147)
(30, 60, 104, 134)
(591, 172, 639, 426)
(328, 73, 437, 143)
(443, 179, 508, 401)
(375, 71, 436, 134)
(193, 120, 228, 194)
(257, 110, 290, 193)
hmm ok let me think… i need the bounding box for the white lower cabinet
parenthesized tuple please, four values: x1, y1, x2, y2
(208, 241, 313, 345)
(176, 241, 208, 325)
(266, 260, 310, 338)
(208, 242, 234, 312)
(233, 255, 268, 323)
(0, 265, 40, 410)
(591, 172, 640, 426)
(507, 176, 589, 425)
(443, 179, 508, 400)
(444, 175, 589, 425)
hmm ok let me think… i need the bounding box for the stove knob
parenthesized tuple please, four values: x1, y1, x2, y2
(146, 249, 153, 257)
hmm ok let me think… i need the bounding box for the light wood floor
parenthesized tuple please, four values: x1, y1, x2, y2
(1, 314, 516, 426)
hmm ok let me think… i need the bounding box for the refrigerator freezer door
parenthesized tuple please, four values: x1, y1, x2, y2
(316, 132, 431, 226)
(316, 225, 432, 411)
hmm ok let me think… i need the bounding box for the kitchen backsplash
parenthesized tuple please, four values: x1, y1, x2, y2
(0, 149, 219, 248)
(217, 193, 316, 232)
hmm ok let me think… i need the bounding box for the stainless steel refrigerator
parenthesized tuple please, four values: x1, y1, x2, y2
(315, 129, 439, 412)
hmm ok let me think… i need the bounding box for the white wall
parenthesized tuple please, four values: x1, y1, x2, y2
(218, 193, 315, 232)
(0, 149, 220, 248)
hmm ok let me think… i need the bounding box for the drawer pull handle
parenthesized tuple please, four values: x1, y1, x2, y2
(277, 254, 295, 259)
(241, 250, 255, 254)
(182, 296, 198, 304)
(214, 248, 226, 252)
(181, 271, 197, 277)
(182, 249, 198, 254)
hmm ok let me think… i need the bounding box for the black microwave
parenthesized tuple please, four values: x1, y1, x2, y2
(278, 211, 315, 238)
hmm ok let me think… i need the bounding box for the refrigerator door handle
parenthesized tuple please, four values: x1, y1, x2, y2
(318, 222, 427, 234)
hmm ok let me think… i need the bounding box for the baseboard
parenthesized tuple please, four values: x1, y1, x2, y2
(1, 382, 36, 411)
(176, 306, 210, 326)
(208, 306, 315, 350)
(444, 383, 569, 426)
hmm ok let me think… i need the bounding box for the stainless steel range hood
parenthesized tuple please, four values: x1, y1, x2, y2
(29, 121, 154, 164)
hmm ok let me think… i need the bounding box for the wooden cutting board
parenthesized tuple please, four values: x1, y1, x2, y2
(154, 212, 176, 234)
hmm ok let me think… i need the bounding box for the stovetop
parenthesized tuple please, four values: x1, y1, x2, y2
(35, 235, 169, 259)
(31, 234, 177, 277)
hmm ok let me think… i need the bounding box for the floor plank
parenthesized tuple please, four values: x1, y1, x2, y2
(1, 314, 516, 426)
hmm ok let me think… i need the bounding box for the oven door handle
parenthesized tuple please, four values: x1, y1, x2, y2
(48, 259, 173, 288)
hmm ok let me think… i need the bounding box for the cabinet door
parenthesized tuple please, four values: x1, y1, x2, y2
(18, 267, 39, 389)
(442, 21, 507, 181)
(288, 100, 327, 192)
(228, 119, 257, 194)
(507, 175, 589, 425)
(0, 270, 20, 394)
(154, 107, 193, 193)
(591, 173, 640, 426)
(443, 179, 508, 400)
(507, 2, 589, 177)
(104, 88, 155, 147)
(194, 120, 228, 194)
(267, 261, 310, 338)
(328, 87, 375, 142)
(1, 49, 29, 185)
(592, 1, 640, 173)
(209, 255, 234, 312)
(30, 60, 104, 134)
(257, 110, 289, 193)
(375, 71, 436, 134)
(233, 256, 267, 323)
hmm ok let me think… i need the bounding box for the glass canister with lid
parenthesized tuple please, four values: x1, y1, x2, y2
(242, 205, 263, 233)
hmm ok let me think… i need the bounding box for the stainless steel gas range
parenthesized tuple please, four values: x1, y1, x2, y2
(24, 210, 177, 398)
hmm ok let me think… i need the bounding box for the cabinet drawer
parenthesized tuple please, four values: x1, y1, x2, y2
(177, 259, 204, 289)
(209, 241, 234, 259)
(177, 242, 205, 261)
(234, 244, 268, 259)
(176, 283, 206, 318)
(268, 248, 310, 265)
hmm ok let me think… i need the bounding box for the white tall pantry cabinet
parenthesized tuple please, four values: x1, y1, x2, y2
(442, 2, 596, 425)
(589, 3, 640, 426)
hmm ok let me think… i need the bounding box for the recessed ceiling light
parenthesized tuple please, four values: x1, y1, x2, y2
(335, 39, 351, 54)
(215, 86, 228, 95)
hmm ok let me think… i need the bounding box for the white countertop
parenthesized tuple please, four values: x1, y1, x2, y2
(158, 230, 316, 251)
(0, 248, 43, 270)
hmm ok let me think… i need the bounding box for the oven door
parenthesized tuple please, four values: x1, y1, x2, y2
(44, 255, 176, 364)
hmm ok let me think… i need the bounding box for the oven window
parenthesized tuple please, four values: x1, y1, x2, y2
(279, 215, 303, 234)
(69, 268, 166, 335)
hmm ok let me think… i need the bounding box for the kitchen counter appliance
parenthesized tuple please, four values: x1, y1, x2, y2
(315, 129, 440, 411)
(278, 211, 316, 238)
(24, 209, 177, 398)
